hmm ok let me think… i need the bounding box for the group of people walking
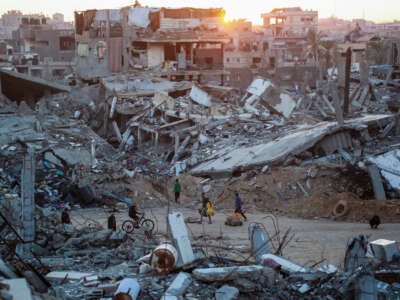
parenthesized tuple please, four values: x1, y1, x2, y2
(61, 178, 248, 229)
(175, 178, 247, 224)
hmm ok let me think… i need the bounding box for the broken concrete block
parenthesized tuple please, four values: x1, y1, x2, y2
(168, 212, 195, 266)
(44, 152, 63, 168)
(193, 265, 263, 282)
(370, 239, 399, 262)
(215, 285, 239, 300)
(247, 77, 273, 97)
(45, 271, 95, 282)
(318, 264, 338, 274)
(368, 164, 387, 200)
(139, 263, 152, 274)
(262, 254, 308, 274)
(233, 277, 257, 293)
(190, 85, 212, 107)
(355, 275, 377, 300)
(165, 272, 192, 296)
(249, 223, 270, 264)
(1, 279, 33, 300)
(114, 278, 140, 300)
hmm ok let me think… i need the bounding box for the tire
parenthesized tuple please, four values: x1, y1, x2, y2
(122, 220, 135, 233)
(141, 219, 155, 233)
(333, 200, 349, 217)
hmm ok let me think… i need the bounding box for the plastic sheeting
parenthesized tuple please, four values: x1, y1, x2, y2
(128, 8, 159, 28)
(77, 43, 89, 57)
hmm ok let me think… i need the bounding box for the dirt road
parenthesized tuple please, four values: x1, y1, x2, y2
(72, 205, 400, 270)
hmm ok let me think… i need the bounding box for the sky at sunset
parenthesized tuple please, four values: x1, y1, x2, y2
(0, 0, 399, 24)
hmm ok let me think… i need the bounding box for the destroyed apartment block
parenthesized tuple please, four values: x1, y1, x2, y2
(74, 6, 229, 82)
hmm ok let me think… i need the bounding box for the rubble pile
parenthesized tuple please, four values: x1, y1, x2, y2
(1, 43, 400, 299)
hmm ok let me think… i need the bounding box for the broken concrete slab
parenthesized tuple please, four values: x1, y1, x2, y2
(215, 285, 239, 300)
(368, 149, 400, 193)
(52, 147, 92, 168)
(0, 69, 71, 103)
(190, 85, 212, 107)
(45, 271, 95, 282)
(0, 278, 33, 300)
(168, 212, 195, 266)
(246, 77, 273, 97)
(192, 265, 263, 282)
(262, 254, 309, 274)
(191, 115, 393, 177)
(368, 164, 387, 200)
(165, 272, 192, 296)
(370, 239, 399, 262)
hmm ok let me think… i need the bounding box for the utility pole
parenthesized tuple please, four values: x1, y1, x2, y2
(343, 47, 352, 115)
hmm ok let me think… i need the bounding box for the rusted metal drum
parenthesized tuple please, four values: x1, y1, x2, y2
(149, 243, 178, 274)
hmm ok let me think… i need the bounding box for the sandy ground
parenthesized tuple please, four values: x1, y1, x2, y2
(71, 204, 400, 270)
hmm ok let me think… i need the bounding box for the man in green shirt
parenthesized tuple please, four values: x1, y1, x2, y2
(174, 179, 181, 203)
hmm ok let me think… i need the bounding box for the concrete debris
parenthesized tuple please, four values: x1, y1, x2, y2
(193, 265, 264, 282)
(370, 239, 399, 262)
(1, 8, 400, 299)
(164, 272, 192, 296)
(215, 285, 239, 300)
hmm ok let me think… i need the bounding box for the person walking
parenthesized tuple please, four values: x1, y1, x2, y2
(235, 192, 247, 221)
(108, 213, 116, 231)
(174, 179, 181, 203)
(200, 193, 212, 224)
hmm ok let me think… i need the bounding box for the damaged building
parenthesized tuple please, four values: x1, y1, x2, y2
(74, 7, 229, 81)
(261, 7, 318, 81)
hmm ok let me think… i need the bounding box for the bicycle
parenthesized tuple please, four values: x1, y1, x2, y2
(121, 212, 155, 234)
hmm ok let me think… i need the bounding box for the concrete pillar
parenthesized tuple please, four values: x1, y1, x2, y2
(368, 165, 387, 200)
(360, 56, 369, 86)
(17, 147, 35, 257)
(343, 47, 352, 115)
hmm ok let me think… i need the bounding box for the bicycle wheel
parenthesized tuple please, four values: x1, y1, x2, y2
(122, 220, 135, 233)
(140, 219, 155, 232)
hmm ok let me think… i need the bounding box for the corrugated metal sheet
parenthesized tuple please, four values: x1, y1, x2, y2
(108, 38, 122, 73)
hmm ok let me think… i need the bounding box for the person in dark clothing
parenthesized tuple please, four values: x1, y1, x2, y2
(108, 213, 116, 231)
(174, 179, 181, 203)
(369, 215, 381, 229)
(235, 192, 247, 221)
(61, 209, 71, 224)
(129, 205, 138, 221)
(200, 193, 212, 224)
